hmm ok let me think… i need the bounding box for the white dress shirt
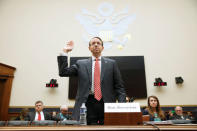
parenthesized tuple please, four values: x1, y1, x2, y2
(35, 111, 45, 121)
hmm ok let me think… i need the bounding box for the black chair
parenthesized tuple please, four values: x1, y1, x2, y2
(58, 120, 79, 125)
(192, 111, 197, 124)
(31, 120, 56, 126)
(7, 121, 29, 126)
(0, 121, 6, 126)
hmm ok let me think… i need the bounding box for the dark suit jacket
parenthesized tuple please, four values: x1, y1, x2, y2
(58, 56, 126, 120)
(169, 113, 191, 120)
(26, 111, 52, 121)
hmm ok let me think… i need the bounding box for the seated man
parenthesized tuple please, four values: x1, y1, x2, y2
(169, 106, 191, 120)
(53, 105, 72, 121)
(26, 100, 52, 121)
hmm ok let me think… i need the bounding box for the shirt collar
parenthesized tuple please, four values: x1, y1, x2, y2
(92, 56, 101, 61)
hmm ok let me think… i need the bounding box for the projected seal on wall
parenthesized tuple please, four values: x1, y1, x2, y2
(76, 2, 136, 50)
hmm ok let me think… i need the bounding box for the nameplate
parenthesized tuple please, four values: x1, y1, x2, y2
(104, 103, 141, 112)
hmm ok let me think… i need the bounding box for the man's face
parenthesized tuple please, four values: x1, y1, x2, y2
(89, 38, 104, 56)
(149, 97, 158, 108)
(35, 102, 43, 112)
(61, 108, 68, 115)
(175, 107, 183, 115)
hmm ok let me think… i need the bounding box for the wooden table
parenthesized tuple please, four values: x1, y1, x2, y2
(0, 125, 197, 131)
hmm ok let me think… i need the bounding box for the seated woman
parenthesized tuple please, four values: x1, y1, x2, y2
(143, 95, 166, 121)
(15, 108, 29, 121)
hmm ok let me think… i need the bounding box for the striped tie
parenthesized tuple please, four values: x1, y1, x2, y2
(94, 58, 102, 101)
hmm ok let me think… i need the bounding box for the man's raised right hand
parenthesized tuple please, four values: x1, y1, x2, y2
(63, 41, 74, 53)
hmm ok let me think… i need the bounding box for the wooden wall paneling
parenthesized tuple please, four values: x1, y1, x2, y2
(0, 63, 16, 120)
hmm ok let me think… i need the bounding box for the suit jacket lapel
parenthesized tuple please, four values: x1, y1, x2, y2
(86, 57, 92, 84)
(101, 57, 106, 82)
(86, 57, 105, 83)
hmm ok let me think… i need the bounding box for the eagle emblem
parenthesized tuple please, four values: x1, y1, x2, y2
(76, 2, 136, 50)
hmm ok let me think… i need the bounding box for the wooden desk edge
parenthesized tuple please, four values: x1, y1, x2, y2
(0, 125, 197, 131)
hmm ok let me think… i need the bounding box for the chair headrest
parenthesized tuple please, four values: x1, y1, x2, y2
(59, 120, 79, 125)
(7, 121, 29, 126)
(31, 120, 56, 126)
(0, 121, 6, 126)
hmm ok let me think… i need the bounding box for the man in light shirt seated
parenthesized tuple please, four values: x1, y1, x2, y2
(52, 105, 72, 121)
(169, 106, 192, 120)
(26, 100, 52, 121)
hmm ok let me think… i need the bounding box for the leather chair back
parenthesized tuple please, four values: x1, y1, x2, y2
(0, 121, 6, 126)
(31, 120, 56, 126)
(7, 121, 29, 126)
(58, 120, 79, 125)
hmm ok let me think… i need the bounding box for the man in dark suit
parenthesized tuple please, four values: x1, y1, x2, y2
(58, 37, 126, 125)
(26, 100, 52, 121)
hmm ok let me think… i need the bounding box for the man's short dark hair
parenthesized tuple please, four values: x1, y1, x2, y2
(35, 100, 43, 105)
(89, 37, 103, 46)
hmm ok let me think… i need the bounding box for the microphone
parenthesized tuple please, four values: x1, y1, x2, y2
(126, 97, 135, 102)
(130, 97, 135, 102)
